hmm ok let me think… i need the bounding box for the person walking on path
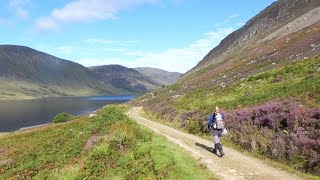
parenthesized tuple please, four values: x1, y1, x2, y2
(208, 106, 225, 157)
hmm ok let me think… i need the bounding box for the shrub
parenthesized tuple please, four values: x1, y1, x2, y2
(226, 100, 320, 175)
(187, 119, 201, 134)
(52, 112, 73, 123)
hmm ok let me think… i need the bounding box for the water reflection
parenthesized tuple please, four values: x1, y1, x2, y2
(0, 96, 134, 132)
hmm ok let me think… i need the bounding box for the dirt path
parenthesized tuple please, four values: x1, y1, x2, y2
(127, 107, 302, 180)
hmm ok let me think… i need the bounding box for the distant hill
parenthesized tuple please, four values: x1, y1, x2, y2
(134, 67, 181, 85)
(0, 45, 181, 99)
(0, 45, 123, 99)
(90, 65, 161, 95)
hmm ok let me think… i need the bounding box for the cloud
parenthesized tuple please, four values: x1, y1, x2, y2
(214, 13, 241, 28)
(229, 14, 240, 19)
(86, 38, 139, 46)
(57, 45, 74, 55)
(34, 17, 59, 32)
(33, 0, 158, 32)
(0, 17, 14, 27)
(77, 28, 235, 73)
(8, 0, 31, 19)
(85, 38, 141, 54)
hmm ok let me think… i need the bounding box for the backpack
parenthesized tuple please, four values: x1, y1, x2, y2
(213, 113, 224, 129)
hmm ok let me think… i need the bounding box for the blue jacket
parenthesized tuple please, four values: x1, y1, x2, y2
(208, 113, 224, 128)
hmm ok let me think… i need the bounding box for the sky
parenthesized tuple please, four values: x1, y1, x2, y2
(0, 0, 276, 73)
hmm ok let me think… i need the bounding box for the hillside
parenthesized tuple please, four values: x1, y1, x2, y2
(134, 67, 181, 85)
(90, 65, 161, 95)
(189, 0, 320, 75)
(0, 45, 120, 99)
(0, 45, 179, 99)
(132, 0, 320, 176)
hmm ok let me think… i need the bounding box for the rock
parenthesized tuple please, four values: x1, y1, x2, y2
(88, 113, 97, 118)
(84, 136, 104, 151)
(317, 67, 320, 72)
(0, 146, 6, 154)
(228, 169, 237, 173)
(272, 75, 282, 83)
(172, 94, 182, 99)
(0, 159, 14, 166)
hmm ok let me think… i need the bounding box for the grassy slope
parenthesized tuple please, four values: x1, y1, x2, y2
(176, 58, 320, 111)
(0, 105, 215, 179)
(139, 58, 319, 113)
(133, 57, 320, 176)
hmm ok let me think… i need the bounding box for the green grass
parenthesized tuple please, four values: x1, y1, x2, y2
(0, 105, 215, 179)
(167, 58, 320, 114)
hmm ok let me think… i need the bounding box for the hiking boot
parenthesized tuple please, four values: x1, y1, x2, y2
(220, 150, 225, 157)
(216, 143, 225, 157)
(212, 148, 217, 154)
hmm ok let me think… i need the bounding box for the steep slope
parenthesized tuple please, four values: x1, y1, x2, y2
(134, 67, 181, 85)
(188, 0, 320, 75)
(90, 65, 161, 95)
(132, 0, 320, 175)
(0, 45, 120, 99)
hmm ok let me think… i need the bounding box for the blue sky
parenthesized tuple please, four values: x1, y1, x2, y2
(0, 0, 276, 73)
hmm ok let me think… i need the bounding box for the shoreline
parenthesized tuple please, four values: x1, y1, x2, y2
(0, 96, 131, 136)
(0, 123, 52, 136)
(0, 94, 136, 101)
(0, 109, 101, 136)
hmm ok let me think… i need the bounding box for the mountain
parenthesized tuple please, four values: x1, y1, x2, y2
(134, 67, 182, 85)
(0, 45, 180, 99)
(133, 0, 320, 175)
(90, 65, 161, 95)
(0, 45, 122, 99)
(188, 0, 320, 76)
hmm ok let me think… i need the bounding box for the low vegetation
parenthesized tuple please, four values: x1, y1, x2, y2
(52, 112, 73, 123)
(133, 58, 320, 175)
(0, 105, 214, 179)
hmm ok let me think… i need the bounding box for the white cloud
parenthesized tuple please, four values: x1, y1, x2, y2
(86, 38, 139, 46)
(214, 13, 241, 28)
(77, 28, 235, 73)
(57, 45, 74, 55)
(0, 17, 13, 27)
(229, 14, 240, 19)
(8, 0, 31, 19)
(15, 7, 29, 19)
(33, 0, 158, 32)
(34, 17, 59, 32)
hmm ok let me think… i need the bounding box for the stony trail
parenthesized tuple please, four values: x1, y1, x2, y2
(127, 107, 302, 180)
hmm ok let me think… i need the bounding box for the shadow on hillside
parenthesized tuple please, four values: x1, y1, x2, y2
(195, 142, 219, 157)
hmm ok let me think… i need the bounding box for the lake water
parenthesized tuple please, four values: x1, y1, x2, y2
(0, 96, 134, 132)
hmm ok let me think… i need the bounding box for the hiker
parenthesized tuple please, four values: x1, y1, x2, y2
(208, 106, 225, 157)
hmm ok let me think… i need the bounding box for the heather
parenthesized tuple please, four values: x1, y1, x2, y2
(132, 58, 320, 175)
(0, 105, 214, 179)
(226, 101, 320, 175)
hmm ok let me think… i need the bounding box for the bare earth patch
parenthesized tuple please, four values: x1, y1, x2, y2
(83, 136, 104, 152)
(127, 107, 302, 180)
(0, 159, 14, 166)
